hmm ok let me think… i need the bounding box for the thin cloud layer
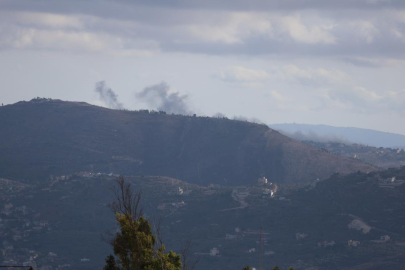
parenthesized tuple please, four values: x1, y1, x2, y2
(0, 2, 405, 59)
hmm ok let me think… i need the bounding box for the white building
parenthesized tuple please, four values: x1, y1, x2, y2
(263, 188, 271, 195)
(257, 177, 268, 184)
(210, 247, 219, 256)
(348, 240, 360, 247)
(177, 187, 183, 195)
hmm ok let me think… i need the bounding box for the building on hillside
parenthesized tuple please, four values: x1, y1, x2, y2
(225, 234, 237, 240)
(177, 187, 183, 195)
(257, 177, 268, 184)
(172, 201, 185, 208)
(318, 240, 335, 247)
(348, 240, 360, 247)
(210, 247, 219, 256)
(296, 233, 308, 240)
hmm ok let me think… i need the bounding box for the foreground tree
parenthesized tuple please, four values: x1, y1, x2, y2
(104, 177, 181, 270)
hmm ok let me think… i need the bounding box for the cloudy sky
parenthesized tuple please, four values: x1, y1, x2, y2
(1, 0, 405, 134)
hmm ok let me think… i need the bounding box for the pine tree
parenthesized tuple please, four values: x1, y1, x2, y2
(104, 177, 182, 270)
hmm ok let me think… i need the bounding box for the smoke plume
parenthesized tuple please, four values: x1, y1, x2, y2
(277, 130, 351, 144)
(136, 82, 192, 115)
(95, 81, 124, 109)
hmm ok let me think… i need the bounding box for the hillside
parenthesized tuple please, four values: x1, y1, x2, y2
(0, 98, 376, 185)
(271, 123, 405, 148)
(303, 141, 405, 169)
(2, 167, 405, 269)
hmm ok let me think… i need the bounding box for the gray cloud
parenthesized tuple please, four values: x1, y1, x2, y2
(2, 0, 405, 14)
(95, 81, 124, 109)
(1, 1, 405, 60)
(136, 82, 192, 115)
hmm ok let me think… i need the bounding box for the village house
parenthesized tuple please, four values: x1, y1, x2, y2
(210, 247, 219, 256)
(296, 233, 308, 240)
(257, 177, 268, 185)
(348, 240, 360, 247)
(225, 234, 237, 240)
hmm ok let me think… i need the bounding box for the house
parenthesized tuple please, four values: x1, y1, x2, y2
(257, 177, 268, 184)
(296, 233, 308, 240)
(225, 234, 237, 240)
(210, 247, 219, 256)
(318, 240, 335, 247)
(348, 240, 360, 247)
(171, 201, 185, 208)
(177, 187, 183, 195)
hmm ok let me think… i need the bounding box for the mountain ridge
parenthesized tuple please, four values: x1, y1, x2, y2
(0, 98, 376, 185)
(271, 123, 405, 148)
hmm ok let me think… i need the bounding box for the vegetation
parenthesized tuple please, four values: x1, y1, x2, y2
(2, 161, 405, 269)
(104, 177, 181, 270)
(0, 99, 375, 186)
(303, 140, 405, 168)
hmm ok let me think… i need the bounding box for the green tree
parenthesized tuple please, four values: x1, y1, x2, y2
(241, 267, 251, 270)
(104, 177, 182, 270)
(273, 267, 280, 270)
(104, 254, 119, 270)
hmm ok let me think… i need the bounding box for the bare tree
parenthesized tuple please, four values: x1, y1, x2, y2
(181, 238, 199, 270)
(110, 176, 143, 221)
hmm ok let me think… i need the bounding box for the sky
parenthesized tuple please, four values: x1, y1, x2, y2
(1, 0, 405, 134)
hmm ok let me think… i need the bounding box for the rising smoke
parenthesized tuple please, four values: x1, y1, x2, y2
(94, 81, 124, 109)
(136, 82, 192, 115)
(277, 130, 351, 144)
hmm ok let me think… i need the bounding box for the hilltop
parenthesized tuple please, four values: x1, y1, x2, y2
(0, 98, 376, 185)
(271, 123, 405, 148)
(303, 140, 405, 169)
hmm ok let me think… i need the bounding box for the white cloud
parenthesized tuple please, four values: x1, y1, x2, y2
(218, 66, 270, 82)
(274, 65, 350, 85)
(2, 11, 84, 29)
(0, 11, 159, 56)
(180, 12, 272, 44)
(271, 90, 285, 101)
(348, 20, 380, 43)
(326, 87, 405, 112)
(279, 15, 336, 44)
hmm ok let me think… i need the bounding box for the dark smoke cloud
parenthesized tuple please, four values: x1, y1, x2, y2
(94, 81, 124, 109)
(136, 82, 192, 115)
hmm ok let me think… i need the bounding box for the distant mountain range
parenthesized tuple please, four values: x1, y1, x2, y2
(0, 98, 375, 185)
(270, 123, 405, 149)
